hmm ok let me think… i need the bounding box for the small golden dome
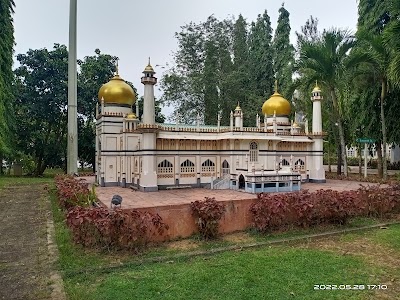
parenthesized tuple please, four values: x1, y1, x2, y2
(312, 80, 321, 92)
(144, 64, 154, 73)
(262, 91, 291, 116)
(98, 74, 136, 106)
(293, 122, 300, 128)
(126, 112, 137, 119)
(143, 57, 155, 73)
(235, 102, 241, 111)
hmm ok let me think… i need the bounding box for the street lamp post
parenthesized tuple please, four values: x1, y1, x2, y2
(67, 0, 78, 174)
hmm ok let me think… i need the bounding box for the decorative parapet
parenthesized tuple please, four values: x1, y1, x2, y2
(100, 112, 124, 118)
(308, 132, 328, 138)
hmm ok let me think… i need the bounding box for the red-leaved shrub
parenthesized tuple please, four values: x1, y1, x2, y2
(250, 184, 400, 233)
(66, 206, 168, 251)
(191, 197, 226, 240)
(55, 175, 96, 209)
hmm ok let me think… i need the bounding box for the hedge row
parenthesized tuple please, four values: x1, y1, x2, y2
(54, 175, 168, 251)
(250, 184, 400, 232)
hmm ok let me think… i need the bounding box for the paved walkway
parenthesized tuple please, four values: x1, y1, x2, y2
(0, 184, 65, 300)
(91, 178, 380, 210)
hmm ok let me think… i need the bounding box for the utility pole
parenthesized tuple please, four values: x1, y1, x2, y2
(67, 0, 78, 174)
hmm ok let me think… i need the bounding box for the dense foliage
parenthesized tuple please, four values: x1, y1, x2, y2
(161, 10, 294, 126)
(66, 206, 168, 251)
(0, 0, 15, 169)
(250, 185, 400, 232)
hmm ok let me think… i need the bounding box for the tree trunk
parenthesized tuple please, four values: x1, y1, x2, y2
(328, 143, 332, 173)
(376, 142, 383, 178)
(380, 79, 388, 180)
(337, 143, 342, 175)
(330, 88, 348, 176)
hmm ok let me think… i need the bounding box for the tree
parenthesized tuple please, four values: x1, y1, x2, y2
(247, 10, 275, 120)
(354, 31, 394, 179)
(0, 0, 15, 172)
(14, 44, 69, 176)
(273, 3, 295, 98)
(296, 29, 357, 177)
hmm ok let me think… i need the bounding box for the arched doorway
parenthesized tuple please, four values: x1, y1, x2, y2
(239, 174, 245, 189)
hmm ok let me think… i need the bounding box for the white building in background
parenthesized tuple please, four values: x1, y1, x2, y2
(347, 145, 400, 163)
(95, 62, 326, 193)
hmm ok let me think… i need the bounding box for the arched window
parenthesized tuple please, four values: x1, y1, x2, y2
(295, 159, 305, 171)
(180, 159, 195, 173)
(222, 160, 230, 175)
(158, 160, 173, 174)
(201, 159, 215, 172)
(282, 159, 290, 166)
(249, 141, 258, 162)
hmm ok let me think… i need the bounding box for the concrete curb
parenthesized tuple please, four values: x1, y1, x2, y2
(45, 197, 67, 300)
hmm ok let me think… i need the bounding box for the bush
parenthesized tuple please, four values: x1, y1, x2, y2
(250, 185, 400, 233)
(190, 197, 226, 240)
(66, 206, 168, 251)
(55, 175, 96, 209)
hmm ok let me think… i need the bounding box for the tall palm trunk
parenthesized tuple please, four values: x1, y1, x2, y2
(330, 88, 348, 176)
(380, 79, 388, 180)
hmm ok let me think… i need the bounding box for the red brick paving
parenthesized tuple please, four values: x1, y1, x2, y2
(80, 177, 381, 210)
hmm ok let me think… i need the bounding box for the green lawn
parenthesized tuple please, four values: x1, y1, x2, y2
(3, 177, 397, 300)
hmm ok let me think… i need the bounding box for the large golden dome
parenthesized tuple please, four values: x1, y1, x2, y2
(98, 74, 136, 106)
(262, 88, 291, 116)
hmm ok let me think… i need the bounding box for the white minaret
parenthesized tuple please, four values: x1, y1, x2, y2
(310, 81, 326, 182)
(140, 59, 158, 191)
(234, 103, 242, 128)
(141, 58, 157, 124)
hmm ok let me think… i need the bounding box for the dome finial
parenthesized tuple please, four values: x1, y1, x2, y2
(274, 80, 278, 93)
(115, 58, 119, 75)
(148, 57, 151, 66)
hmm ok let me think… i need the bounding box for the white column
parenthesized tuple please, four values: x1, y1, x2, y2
(67, 0, 78, 174)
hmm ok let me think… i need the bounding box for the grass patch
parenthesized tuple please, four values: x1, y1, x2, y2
(0, 175, 53, 189)
(64, 247, 374, 300)
(368, 224, 400, 251)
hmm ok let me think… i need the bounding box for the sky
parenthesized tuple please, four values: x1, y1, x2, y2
(13, 0, 359, 116)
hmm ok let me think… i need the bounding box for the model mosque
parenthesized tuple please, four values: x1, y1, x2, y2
(95, 61, 326, 193)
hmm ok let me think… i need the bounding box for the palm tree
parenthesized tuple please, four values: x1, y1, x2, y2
(296, 29, 356, 176)
(356, 30, 394, 180)
(384, 0, 400, 85)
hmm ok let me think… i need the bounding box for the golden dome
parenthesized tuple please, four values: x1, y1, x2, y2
(312, 80, 321, 92)
(235, 102, 242, 111)
(98, 74, 136, 106)
(262, 91, 291, 116)
(143, 57, 155, 73)
(126, 112, 137, 119)
(144, 64, 154, 73)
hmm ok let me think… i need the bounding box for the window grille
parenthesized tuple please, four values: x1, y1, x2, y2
(180, 159, 195, 173)
(158, 160, 173, 174)
(201, 159, 215, 172)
